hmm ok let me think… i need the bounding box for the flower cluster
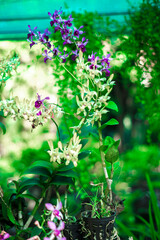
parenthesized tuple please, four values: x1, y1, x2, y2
(76, 51, 111, 81)
(27, 9, 111, 79)
(75, 65, 115, 127)
(27, 8, 88, 64)
(45, 201, 66, 240)
(47, 133, 82, 167)
(0, 94, 63, 129)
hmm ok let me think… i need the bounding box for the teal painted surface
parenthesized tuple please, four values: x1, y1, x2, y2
(0, 0, 142, 40)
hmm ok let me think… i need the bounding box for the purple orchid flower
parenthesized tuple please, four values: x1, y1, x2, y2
(0, 232, 10, 240)
(27, 25, 37, 41)
(53, 47, 59, 57)
(60, 27, 70, 38)
(35, 93, 50, 109)
(71, 49, 79, 61)
(27, 25, 38, 48)
(48, 9, 63, 26)
(88, 52, 98, 62)
(44, 221, 66, 240)
(42, 50, 52, 63)
(101, 67, 110, 77)
(101, 53, 111, 67)
(54, 25, 62, 33)
(63, 14, 73, 27)
(45, 201, 63, 220)
(37, 29, 51, 43)
(59, 51, 69, 63)
(62, 36, 72, 45)
(77, 37, 88, 52)
(73, 26, 84, 38)
(89, 63, 98, 70)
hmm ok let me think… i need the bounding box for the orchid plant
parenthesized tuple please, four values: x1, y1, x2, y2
(0, 7, 121, 239)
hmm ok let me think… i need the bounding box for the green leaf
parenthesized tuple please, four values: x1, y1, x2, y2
(0, 122, 6, 134)
(104, 140, 120, 164)
(25, 160, 54, 173)
(7, 208, 19, 225)
(149, 201, 157, 240)
(81, 139, 89, 148)
(146, 174, 160, 234)
(50, 176, 75, 186)
(56, 170, 78, 178)
(17, 193, 38, 203)
(105, 147, 119, 163)
(107, 101, 118, 112)
(23, 166, 52, 177)
(99, 118, 119, 130)
(104, 136, 115, 147)
(78, 150, 91, 160)
(58, 162, 74, 172)
(18, 178, 44, 194)
(89, 132, 99, 140)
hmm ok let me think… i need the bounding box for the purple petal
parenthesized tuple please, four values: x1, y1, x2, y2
(30, 42, 36, 48)
(36, 111, 42, 116)
(48, 221, 56, 230)
(48, 12, 52, 17)
(45, 203, 54, 211)
(37, 93, 41, 101)
(4, 233, 10, 239)
(44, 238, 50, 240)
(44, 97, 50, 100)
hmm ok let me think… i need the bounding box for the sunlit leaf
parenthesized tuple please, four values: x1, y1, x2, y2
(107, 101, 118, 112)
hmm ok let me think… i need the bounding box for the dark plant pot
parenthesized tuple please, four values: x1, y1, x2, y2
(81, 211, 116, 240)
(64, 221, 83, 240)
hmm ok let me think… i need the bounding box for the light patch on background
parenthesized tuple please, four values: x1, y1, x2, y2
(123, 116, 132, 130)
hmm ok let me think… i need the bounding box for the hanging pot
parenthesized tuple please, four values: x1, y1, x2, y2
(81, 211, 116, 240)
(64, 221, 83, 240)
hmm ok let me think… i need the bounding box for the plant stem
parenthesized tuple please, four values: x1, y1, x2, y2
(98, 120, 113, 205)
(23, 189, 46, 230)
(51, 118, 61, 141)
(63, 114, 72, 138)
(110, 163, 114, 180)
(64, 186, 69, 219)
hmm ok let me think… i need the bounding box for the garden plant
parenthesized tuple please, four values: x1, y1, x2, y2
(0, 7, 146, 240)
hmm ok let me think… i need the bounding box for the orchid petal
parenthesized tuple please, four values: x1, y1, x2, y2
(45, 203, 54, 211)
(58, 221, 65, 231)
(56, 201, 62, 211)
(4, 233, 10, 239)
(48, 221, 57, 230)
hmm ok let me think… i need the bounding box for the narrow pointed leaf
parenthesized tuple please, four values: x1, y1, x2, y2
(18, 178, 44, 194)
(78, 151, 91, 160)
(50, 176, 75, 186)
(7, 208, 19, 225)
(24, 161, 54, 173)
(17, 193, 38, 203)
(99, 119, 119, 130)
(23, 166, 51, 177)
(56, 170, 78, 178)
(58, 162, 74, 172)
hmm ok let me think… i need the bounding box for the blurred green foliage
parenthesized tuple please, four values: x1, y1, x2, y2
(113, 0, 160, 143)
